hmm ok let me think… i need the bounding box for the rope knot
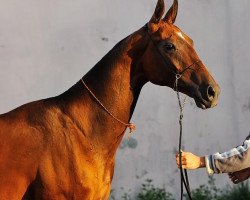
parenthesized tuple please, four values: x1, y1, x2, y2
(127, 123, 136, 133)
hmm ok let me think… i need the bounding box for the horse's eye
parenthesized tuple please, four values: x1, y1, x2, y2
(164, 43, 176, 51)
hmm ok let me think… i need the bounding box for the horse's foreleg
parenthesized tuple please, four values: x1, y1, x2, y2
(0, 156, 37, 200)
(0, 171, 31, 200)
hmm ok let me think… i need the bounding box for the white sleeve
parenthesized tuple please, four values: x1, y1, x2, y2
(205, 135, 250, 174)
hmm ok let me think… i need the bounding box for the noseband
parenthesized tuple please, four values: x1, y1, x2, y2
(146, 26, 197, 200)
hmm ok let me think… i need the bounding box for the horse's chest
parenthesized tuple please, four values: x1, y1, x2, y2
(36, 180, 111, 200)
(36, 148, 113, 200)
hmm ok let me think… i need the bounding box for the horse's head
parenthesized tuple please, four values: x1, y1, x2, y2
(141, 0, 220, 109)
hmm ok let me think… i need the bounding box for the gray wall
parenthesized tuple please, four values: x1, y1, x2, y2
(1, 0, 250, 198)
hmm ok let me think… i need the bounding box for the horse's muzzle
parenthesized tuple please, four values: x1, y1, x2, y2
(194, 84, 220, 109)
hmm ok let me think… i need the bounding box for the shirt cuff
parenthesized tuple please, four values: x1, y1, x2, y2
(205, 155, 215, 175)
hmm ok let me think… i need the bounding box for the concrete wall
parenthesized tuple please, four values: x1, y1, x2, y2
(0, 0, 250, 198)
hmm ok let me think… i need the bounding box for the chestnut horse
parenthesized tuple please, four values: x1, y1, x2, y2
(0, 0, 220, 199)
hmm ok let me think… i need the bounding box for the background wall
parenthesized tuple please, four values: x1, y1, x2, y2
(0, 0, 250, 198)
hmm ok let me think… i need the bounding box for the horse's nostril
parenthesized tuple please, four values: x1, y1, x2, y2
(207, 85, 215, 100)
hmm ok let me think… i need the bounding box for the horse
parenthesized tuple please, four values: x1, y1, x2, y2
(0, 0, 220, 199)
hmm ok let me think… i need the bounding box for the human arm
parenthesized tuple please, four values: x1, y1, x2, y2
(176, 134, 250, 175)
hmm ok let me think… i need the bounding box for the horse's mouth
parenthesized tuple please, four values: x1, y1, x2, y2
(194, 96, 217, 110)
(178, 85, 219, 110)
(194, 98, 208, 109)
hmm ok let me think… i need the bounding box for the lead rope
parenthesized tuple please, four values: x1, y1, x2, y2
(174, 74, 193, 200)
(146, 24, 196, 199)
(80, 79, 136, 133)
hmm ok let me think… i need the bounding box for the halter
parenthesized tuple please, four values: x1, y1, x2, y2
(146, 26, 201, 200)
(146, 26, 201, 79)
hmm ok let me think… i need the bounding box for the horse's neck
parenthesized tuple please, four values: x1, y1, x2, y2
(61, 27, 148, 153)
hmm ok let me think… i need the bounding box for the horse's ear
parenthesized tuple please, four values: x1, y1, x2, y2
(149, 0, 165, 24)
(163, 0, 178, 24)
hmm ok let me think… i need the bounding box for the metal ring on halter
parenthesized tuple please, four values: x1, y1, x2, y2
(176, 74, 182, 80)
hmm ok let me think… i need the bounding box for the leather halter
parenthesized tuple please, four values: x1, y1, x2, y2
(145, 24, 201, 81)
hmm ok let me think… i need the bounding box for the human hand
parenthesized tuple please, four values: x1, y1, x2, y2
(228, 168, 250, 184)
(176, 151, 205, 170)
